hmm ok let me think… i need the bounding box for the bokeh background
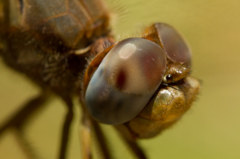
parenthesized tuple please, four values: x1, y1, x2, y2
(1, 0, 240, 158)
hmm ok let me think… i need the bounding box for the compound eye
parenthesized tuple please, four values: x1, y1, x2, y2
(85, 38, 167, 124)
(155, 23, 191, 67)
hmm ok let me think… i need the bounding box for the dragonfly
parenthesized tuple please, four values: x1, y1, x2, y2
(0, 0, 200, 159)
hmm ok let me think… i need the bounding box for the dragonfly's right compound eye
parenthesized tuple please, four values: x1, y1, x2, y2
(155, 23, 191, 67)
(85, 38, 167, 124)
(144, 23, 192, 83)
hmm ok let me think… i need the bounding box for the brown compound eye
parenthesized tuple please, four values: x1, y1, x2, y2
(155, 23, 191, 67)
(85, 38, 167, 124)
(144, 23, 192, 83)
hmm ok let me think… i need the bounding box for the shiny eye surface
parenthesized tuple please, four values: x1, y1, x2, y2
(85, 38, 166, 124)
(155, 23, 191, 66)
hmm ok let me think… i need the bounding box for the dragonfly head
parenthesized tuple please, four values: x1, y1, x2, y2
(82, 23, 199, 128)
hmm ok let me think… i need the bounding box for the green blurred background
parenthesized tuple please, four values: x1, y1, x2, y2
(1, 0, 240, 158)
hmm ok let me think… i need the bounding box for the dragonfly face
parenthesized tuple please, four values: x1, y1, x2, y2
(0, 0, 200, 158)
(83, 23, 200, 138)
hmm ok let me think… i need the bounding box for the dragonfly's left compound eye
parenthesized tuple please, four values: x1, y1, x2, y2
(85, 38, 167, 124)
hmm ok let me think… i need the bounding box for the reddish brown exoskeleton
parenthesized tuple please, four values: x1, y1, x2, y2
(0, 0, 200, 159)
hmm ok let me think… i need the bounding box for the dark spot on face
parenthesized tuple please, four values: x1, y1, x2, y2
(116, 69, 126, 90)
(165, 74, 173, 82)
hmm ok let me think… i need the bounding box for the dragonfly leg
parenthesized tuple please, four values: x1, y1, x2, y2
(0, 92, 48, 158)
(115, 126, 147, 159)
(13, 128, 40, 159)
(58, 97, 74, 159)
(92, 120, 112, 159)
(80, 110, 92, 159)
(0, 92, 48, 137)
(79, 97, 113, 159)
